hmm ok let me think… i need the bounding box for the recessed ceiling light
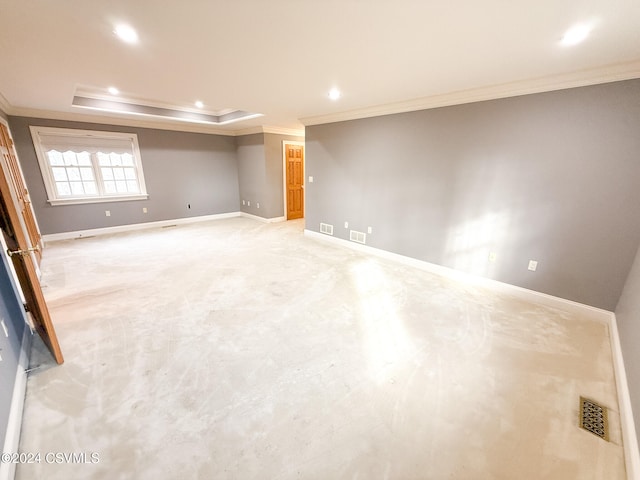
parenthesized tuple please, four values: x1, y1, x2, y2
(114, 24, 139, 44)
(328, 88, 341, 100)
(108, 87, 119, 95)
(561, 24, 591, 46)
(195, 100, 204, 109)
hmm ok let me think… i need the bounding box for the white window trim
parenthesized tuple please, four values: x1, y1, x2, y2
(30, 126, 149, 206)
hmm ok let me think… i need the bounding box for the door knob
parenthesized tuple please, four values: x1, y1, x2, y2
(6, 245, 39, 257)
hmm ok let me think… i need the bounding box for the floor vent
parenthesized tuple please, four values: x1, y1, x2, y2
(320, 223, 334, 236)
(349, 230, 366, 244)
(580, 397, 609, 441)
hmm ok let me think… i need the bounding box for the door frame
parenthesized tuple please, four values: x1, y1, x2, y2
(0, 119, 43, 274)
(282, 141, 305, 221)
(0, 118, 33, 294)
(0, 118, 63, 364)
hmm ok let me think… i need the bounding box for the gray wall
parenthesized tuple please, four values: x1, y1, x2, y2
(237, 133, 305, 219)
(237, 134, 267, 217)
(9, 117, 239, 235)
(616, 245, 640, 449)
(306, 79, 640, 311)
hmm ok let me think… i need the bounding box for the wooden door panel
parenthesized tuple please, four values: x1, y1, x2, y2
(285, 144, 304, 220)
(0, 124, 62, 364)
(293, 189, 302, 211)
(0, 125, 42, 263)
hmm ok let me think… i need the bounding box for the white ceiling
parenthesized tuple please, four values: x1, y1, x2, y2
(1, 0, 639, 135)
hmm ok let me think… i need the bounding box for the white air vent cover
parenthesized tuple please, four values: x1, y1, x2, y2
(349, 230, 366, 244)
(320, 223, 334, 236)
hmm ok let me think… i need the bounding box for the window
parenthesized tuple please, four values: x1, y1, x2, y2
(30, 126, 148, 205)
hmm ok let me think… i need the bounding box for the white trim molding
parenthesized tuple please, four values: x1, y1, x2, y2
(0, 92, 11, 117)
(12, 107, 238, 136)
(234, 125, 305, 137)
(304, 228, 639, 479)
(48, 194, 148, 206)
(301, 60, 640, 127)
(0, 329, 32, 480)
(42, 212, 242, 242)
(304, 229, 612, 321)
(261, 126, 305, 137)
(609, 314, 640, 480)
(6, 106, 305, 138)
(41, 212, 293, 242)
(240, 212, 286, 223)
(29, 126, 148, 206)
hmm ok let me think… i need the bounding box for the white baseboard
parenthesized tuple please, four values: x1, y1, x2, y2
(0, 329, 32, 480)
(304, 229, 611, 322)
(609, 314, 640, 480)
(42, 212, 242, 243)
(304, 228, 638, 478)
(240, 212, 286, 223)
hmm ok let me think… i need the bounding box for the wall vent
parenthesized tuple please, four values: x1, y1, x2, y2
(320, 223, 334, 236)
(349, 230, 366, 244)
(579, 397, 609, 441)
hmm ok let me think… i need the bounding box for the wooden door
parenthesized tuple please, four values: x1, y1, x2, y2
(0, 124, 42, 264)
(0, 125, 63, 364)
(285, 144, 304, 220)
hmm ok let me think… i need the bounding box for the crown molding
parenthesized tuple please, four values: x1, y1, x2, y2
(0, 91, 11, 116)
(8, 107, 241, 136)
(232, 125, 305, 137)
(6, 106, 306, 138)
(300, 60, 640, 126)
(6, 60, 639, 134)
(261, 125, 305, 137)
(74, 85, 230, 116)
(231, 126, 264, 136)
(71, 95, 262, 127)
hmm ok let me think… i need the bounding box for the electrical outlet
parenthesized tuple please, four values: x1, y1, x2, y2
(242, 200, 245, 205)
(143, 207, 148, 213)
(248, 201, 251, 206)
(528, 260, 538, 271)
(105, 210, 111, 217)
(488, 252, 497, 262)
(344, 221, 348, 228)
(367, 226, 372, 234)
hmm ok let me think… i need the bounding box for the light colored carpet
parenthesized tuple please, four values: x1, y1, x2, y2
(17, 217, 625, 479)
